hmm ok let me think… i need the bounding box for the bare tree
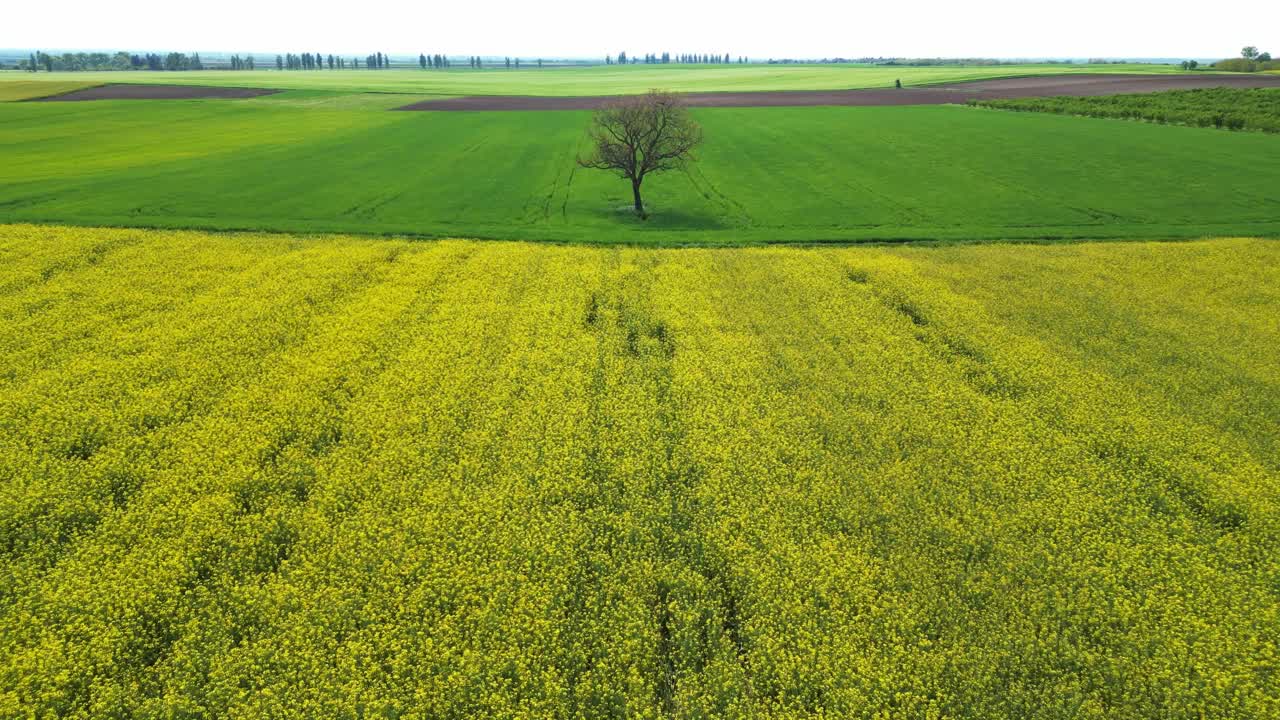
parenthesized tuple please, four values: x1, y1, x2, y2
(578, 90, 703, 219)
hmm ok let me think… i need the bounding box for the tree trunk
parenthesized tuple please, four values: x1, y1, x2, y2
(631, 179, 646, 219)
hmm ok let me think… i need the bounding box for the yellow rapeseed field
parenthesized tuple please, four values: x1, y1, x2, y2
(1, 224, 1277, 718)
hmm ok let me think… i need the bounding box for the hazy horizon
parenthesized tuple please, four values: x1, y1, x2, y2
(5, 0, 1275, 61)
(0, 49, 1244, 63)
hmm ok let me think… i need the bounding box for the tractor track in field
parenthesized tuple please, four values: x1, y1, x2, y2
(393, 74, 1280, 111)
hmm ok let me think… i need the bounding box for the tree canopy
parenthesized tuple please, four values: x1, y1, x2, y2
(578, 90, 703, 219)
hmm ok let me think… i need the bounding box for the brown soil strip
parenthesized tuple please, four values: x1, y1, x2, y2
(394, 74, 1280, 112)
(30, 84, 282, 101)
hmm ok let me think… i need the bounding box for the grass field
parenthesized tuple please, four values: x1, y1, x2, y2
(0, 63, 1185, 96)
(0, 79, 98, 102)
(2, 98, 1278, 244)
(1, 224, 1276, 717)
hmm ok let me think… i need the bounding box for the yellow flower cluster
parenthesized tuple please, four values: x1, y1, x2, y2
(0, 225, 1276, 718)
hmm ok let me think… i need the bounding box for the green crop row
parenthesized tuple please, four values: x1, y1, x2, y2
(1, 224, 1277, 718)
(974, 87, 1280, 133)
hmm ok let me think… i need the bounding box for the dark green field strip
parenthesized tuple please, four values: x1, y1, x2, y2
(0, 102, 1277, 244)
(975, 87, 1280, 133)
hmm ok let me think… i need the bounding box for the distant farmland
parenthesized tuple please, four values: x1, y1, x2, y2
(0, 62, 1191, 96)
(1, 224, 1277, 717)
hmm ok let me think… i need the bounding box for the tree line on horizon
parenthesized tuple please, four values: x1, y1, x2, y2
(10, 49, 753, 72)
(17, 51, 205, 72)
(1212, 46, 1276, 72)
(605, 52, 745, 65)
(277, 52, 392, 70)
(12, 49, 421, 72)
(11, 47, 1276, 73)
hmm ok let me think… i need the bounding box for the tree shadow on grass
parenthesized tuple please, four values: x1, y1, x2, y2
(588, 203, 735, 232)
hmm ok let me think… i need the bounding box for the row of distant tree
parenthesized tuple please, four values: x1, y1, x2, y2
(12, 50, 424, 72)
(270, 52, 489, 70)
(606, 53, 744, 65)
(1213, 46, 1276, 72)
(11, 47, 1277, 73)
(273, 53, 599, 70)
(16, 51, 204, 72)
(10, 50, 748, 72)
(275, 52, 392, 70)
(878, 58, 1029, 66)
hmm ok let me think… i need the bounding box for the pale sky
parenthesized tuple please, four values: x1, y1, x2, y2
(5, 0, 1277, 60)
